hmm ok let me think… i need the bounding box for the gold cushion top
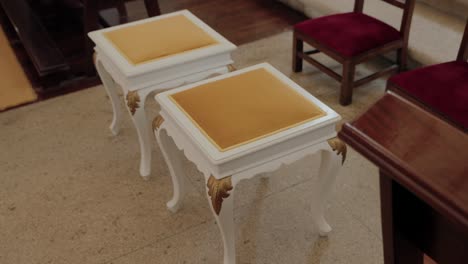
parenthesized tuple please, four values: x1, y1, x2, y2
(170, 68, 326, 151)
(104, 15, 218, 65)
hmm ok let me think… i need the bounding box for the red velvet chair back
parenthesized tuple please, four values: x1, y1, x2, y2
(457, 20, 468, 61)
(353, 0, 415, 44)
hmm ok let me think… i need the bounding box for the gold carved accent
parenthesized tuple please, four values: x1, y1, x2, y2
(327, 138, 347, 164)
(227, 64, 236, 72)
(207, 175, 233, 215)
(204, 65, 236, 80)
(152, 115, 164, 131)
(126, 91, 140, 115)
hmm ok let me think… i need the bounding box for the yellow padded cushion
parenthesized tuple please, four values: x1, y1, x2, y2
(170, 68, 326, 151)
(104, 15, 218, 64)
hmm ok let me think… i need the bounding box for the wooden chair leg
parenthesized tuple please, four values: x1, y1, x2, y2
(117, 0, 128, 24)
(340, 61, 355, 106)
(397, 47, 408, 73)
(144, 0, 161, 17)
(292, 33, 303, 73)
(380, 174, 424, 264)
(83, 0, 99, 76)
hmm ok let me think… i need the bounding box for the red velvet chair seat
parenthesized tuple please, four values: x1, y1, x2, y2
(294, 12, 402, 58)
(389, 61, 468, 129)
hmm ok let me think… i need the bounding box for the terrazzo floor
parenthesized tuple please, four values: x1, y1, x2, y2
(0, 31, 391, 263)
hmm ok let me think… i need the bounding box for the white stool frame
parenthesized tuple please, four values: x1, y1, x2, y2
(153, 64, 346, 264)
(89, 10, 236, 178)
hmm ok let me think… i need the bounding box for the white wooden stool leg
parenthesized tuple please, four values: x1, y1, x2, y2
(95, 58, 123, 136)
(126, 90, 152, 178)
(155, 125, 187, 213)
(313, 139, 346, 236)
(205, 175, 237, 264)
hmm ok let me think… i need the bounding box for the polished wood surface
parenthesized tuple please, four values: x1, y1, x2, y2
(380, 173, 468, 264)
(0, 0, 159, 94)
(339, 92, 468, 264)
(83, 0, 160, 74)
(143, 0, 160, 17)
(293, 0, 415, 105)
(379, 175, 424, 264)
(0, 0, 69, 76)
(161, 0, 306, 45)
(340, 92, 468, 229)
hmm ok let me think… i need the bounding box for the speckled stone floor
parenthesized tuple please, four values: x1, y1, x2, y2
(0, 31, 390, 264)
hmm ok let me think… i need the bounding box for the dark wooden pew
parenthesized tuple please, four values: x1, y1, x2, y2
(0, 0, 69, 77)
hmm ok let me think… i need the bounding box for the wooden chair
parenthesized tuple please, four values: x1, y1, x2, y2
(293, 0, 416, 105)
(387, 20, 468, 131)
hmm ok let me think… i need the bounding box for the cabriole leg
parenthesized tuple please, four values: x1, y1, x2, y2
(95, 57, 123, 136)
(155, 122, 187, 213)
(312, 138, 346, 236)
(205, 175, 237, 264)
(126, 90, 152, 178)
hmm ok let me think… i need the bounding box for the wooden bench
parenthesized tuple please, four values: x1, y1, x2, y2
(0, 0, 69, 77)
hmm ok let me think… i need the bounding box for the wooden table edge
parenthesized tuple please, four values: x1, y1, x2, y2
(338, 94, 468, 234)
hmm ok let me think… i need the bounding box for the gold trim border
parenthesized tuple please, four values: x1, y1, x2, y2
(167, 74, 327, 152)
(103, 14, 220, 66)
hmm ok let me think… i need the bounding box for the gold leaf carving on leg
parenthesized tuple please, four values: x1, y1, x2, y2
(126, 91, 140, 115)
(327, 138, 347, 164)
(152, 115, 164, 131)
(204, 65, 236, 80)
(207, 175, 233, 215)
(227, 64, 236, 72)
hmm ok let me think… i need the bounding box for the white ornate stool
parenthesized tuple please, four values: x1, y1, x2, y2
(153, 63, 346, 264)
(88, 10, 236, 178)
